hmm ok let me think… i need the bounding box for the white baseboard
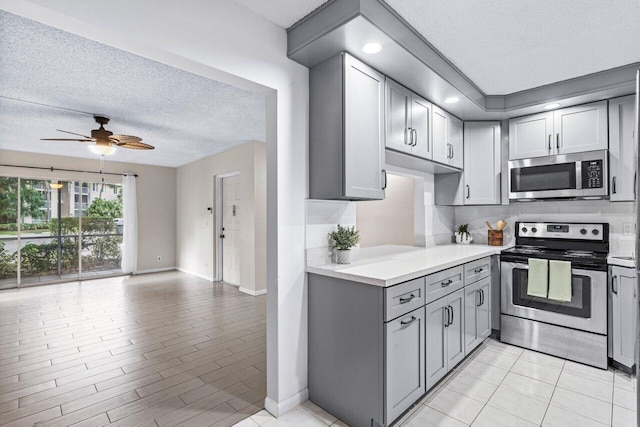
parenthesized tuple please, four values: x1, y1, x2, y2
(134, 267, 176, 275)
(239, 287, 267, 296)
(264, 388, 309, 417)
(176, 268, 214, 282)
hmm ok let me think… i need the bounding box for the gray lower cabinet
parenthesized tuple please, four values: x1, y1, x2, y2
(385, 307, 425, 422)
(309, 52, 386, 200)
(464, 276, 491, 355)
(426, 288, 465, 390)
(611, 266, 638, 369)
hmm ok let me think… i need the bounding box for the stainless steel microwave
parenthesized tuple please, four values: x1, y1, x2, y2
(509, 150, 608, 201)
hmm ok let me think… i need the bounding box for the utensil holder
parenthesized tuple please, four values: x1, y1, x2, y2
(488, 230, 503, 246)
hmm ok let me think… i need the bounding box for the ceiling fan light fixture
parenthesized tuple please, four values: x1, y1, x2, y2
(49, 180, 63, 189)
(89, 143, 116, 156)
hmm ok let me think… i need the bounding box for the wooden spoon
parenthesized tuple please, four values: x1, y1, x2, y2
(485, 221, 493, 230)
(497, 220, 507, 231)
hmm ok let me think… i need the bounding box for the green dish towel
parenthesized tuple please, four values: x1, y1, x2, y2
(527, 258, 548, 298)
(548, 260, 572, 302)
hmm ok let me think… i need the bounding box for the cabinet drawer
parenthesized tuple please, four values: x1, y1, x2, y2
(425, 266, 464, 303)
(464, 257, 491, 285)
(385, 278, 425, 321)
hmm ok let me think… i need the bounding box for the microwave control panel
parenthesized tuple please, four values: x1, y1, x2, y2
(581, 159, 604, 188)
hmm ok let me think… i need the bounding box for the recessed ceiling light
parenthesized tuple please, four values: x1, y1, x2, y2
(444, 97, 459, 104)
(362, 42, 382, 54)
(544, 103, 560, 110)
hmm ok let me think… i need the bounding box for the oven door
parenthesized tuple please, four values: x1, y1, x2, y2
(501, 261, 607, 334)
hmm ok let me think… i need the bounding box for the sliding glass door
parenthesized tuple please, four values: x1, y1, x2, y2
(0, 176, 124, 288)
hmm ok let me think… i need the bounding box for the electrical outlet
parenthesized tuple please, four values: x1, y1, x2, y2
(156, 256, 162, 262)
(623, 223, 633, 236)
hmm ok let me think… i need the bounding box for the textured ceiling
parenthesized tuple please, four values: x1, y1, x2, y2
(383, 0, 640, 94)
(234, 0, 330, 28)
(237, 0, 640, 95)
(0, 10, 266, 168)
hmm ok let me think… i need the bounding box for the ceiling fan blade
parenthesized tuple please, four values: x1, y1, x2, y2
(41, 138, 94, 142)
(110, 134, 142, 144)
(56, 129, 93, 139)
(118, 141, 155, 150)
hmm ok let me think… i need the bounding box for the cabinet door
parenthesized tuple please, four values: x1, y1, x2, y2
(426, 298, 448, 390)
(463, 122, 501, 205)
(449, 116, 464, 169)
(343, 54, 385, 200)
(385, 78, 411, 154)
(609, 95, 636, 202)
(410, 95, 432, 160)
(385, 307, 425, 423)
(476, 276, 491, 341)
(464, 282, 479, 355)
(508, 112, 553, 160)
(554, 100, 608, 155)
(446, 288, 465, 369)
(611, 267, 638, 369)
(431, 105, 449, 165)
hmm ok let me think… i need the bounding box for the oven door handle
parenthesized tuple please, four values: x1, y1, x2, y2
(612, 274, 618, 295)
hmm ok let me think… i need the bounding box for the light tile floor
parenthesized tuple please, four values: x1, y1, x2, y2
(239, 339, 638, 427)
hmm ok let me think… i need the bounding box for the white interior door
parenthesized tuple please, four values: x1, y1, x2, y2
(222, 175, 241, 286)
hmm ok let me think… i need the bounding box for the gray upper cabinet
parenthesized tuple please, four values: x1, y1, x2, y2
(554, 101, 608, 155)
(309, 52, 385, 200)
(385, 307, 425, 423)
(448, 116, 464, 169)
(385, 78, 432, 160)
(508, 111, 554, 160)
(611, 266, 638, 369)
(609, 95, 637, 202)
(509, 100, 608, 160)
(431, 105, 450, 165)
(463, 122, 502, 205)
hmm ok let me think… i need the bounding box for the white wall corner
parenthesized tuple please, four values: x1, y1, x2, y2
(176, 267, 214, 282)
(264, 388, 309, 417)
(239, 287, 267, 296)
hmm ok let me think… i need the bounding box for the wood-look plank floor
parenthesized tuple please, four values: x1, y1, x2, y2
(0, 271, 266, 426)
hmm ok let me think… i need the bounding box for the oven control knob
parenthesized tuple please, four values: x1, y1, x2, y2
(531, 227, 537, 233)
(522, 227, 528, 233)
(580, 228, 587, 235)
(592, 229, 599, 236)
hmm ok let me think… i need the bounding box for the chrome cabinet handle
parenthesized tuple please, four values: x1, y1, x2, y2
(634, 172, 637, 199)
(548, 134, 551, 152)
(612, 275, 618, 295)
(451, 144, 454, 159)
(413, 129, 418, 146)
(556, 133, 560, 151)
(474, 267, 483, 273)
(399, 294, 416, 304)
(443, 306, 449, 327)
(476, 289, 482, 306)
(441, 279, 453, 287)
(401, 316, 417, 326)
(382, 169, 387, 190)
(466, 185, 470, 199)
(481, 289, 485, 306)
(448, 305, 454, 325)
(612, 176, 617, 194)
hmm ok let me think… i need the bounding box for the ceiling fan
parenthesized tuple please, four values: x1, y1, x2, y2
(41, 115, 154, 156)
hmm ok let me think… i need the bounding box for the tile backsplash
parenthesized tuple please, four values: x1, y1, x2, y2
(306, 200, 356, 266)
(454, 200, 636, 256)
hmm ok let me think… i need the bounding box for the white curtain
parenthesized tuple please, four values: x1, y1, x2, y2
(121, 174, 138, 274)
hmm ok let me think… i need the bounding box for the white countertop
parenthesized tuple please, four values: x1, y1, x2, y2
(306, 244, 508, 287)
(607, 255, 636, 269)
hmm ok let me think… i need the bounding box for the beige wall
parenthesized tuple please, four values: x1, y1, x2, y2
(176, 141, 266, 294)
(0, 149, 177, 272)
(356, 174, 415, 248)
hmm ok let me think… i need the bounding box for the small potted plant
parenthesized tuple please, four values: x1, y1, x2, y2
(328, 224, 360, 264)
(455, 224, 473, 244)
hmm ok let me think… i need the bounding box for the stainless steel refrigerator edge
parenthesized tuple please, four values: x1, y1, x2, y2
(634, 69, 640, 423)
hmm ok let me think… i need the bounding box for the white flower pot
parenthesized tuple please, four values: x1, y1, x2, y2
(335, 249, 352, 264)
(455, 233, 473, 244)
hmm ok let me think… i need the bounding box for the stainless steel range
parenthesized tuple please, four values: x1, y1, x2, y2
(500, 221, 609, 369)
